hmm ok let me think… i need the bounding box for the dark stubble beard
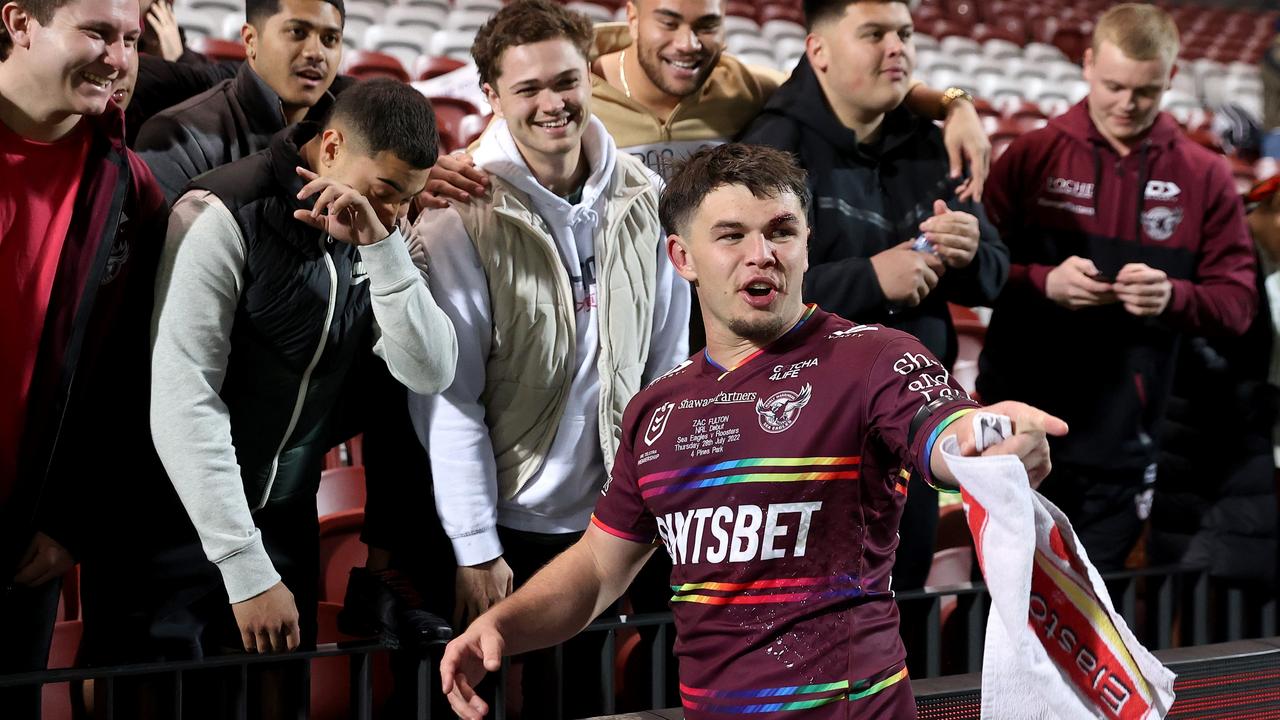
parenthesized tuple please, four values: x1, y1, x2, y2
(637, 43, 720, 99)
(727, 313, 792, 346)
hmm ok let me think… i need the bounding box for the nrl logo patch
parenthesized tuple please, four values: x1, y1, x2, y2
(755, 383, 812, 434)
(1141, 206, 1183, 241)
(645, 401, 676, 446)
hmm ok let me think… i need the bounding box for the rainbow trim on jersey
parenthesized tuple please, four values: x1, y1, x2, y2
(705, 304, 818, 381)
(669, 574, 867, 605)
(679, 665, 909, 713)
(920, 408, 976, 494)
(638, 456, 859, 499)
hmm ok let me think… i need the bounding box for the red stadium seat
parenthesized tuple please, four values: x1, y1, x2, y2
(1050, 26, 1089, 64)
(319, 509, 368, 603)
(43, 620, 83, 720)
(757, 3, 804, 26)
(414, 54, 466, 81)
(187, 36, 247, 63)
(312, 602, 393, 720)
(318, 466, 367, 518)
(344, 49, 410, 83)
(946, 0, 980, 28)
(428, 96, 483, 151)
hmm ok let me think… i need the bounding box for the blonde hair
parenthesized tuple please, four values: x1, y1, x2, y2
(1092, 3, 1180, 66)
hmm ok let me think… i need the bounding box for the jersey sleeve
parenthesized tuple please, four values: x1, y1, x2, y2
(591, 410, 658, 545)
(863, 335, 979, 485)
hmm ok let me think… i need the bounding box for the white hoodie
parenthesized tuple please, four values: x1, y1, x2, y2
(407, 117, 690, 566)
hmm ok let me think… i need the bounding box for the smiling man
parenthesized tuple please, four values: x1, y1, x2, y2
(135, 0, 345, 202)
(406, 0, 689, 714)
(438, 143, 1065, 720)
(0, 0, 166, 714)
(978, 3, 1256, 571)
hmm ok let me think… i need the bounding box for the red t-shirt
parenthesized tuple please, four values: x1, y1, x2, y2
(0, 118, 92, 499)
(593, 306, 978, 719)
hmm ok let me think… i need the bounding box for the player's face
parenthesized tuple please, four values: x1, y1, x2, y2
(670, 184, 810, 344)
(1083, 40, 1173, 148)
(808, 1, 915, 118)
(243, 0, 343, 116)
(12, 0, 140, 116)
(628, 0, 723, 100)
(485, 38, 592, 167)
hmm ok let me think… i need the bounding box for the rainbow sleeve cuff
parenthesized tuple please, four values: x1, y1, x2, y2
(920, 407, 977, 494)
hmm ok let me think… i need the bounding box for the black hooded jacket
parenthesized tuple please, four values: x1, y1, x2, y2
(739, 56, 1008, 368)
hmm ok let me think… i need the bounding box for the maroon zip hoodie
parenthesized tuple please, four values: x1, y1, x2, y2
(976, 100, 1256, 470)
(1, 103, 168, 574)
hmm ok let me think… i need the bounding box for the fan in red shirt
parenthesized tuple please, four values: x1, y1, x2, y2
(0, 0, 164, 715)
(439, 143, 1067, 719)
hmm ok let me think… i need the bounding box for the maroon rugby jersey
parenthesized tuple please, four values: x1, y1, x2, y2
(593, 306, 978, 718)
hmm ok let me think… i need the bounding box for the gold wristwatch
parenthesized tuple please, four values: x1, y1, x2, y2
(940, 86, 975, 114)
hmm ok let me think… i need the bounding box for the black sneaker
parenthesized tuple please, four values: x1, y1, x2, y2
(338, 567, 453, 652)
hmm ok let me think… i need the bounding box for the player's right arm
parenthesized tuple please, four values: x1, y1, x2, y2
(441, 524, 655, 720)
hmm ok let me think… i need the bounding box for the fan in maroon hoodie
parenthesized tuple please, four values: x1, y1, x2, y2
(977, 4, 1257, 571)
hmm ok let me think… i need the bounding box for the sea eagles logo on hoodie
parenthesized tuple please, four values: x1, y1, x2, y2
(1142, 206, 1184, 241)
(756, 384, 812, 434)
(101, 228, 130, 286)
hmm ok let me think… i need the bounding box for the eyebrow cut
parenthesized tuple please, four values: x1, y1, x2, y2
(379, 177, 405, 194)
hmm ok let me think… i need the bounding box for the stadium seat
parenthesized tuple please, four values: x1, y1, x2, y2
(429, 28, 479, 61)
(175, 8, 222, 39)
(414, 54, 466, 81)
(385, 5, 445, 32)
(913, 32, 939, 53)
(343, 49, 410, 82)
(312, 602, 394, 720)
(1050, 25, 1089, 64)
(343, 0, 385, 27)
(737, 50, 779, 71)
(218, 12, 243, 40)
(444, 9, 493, 32)
(1036, 92, 1072, 118)
(429, 96, 483, 149)
(939, 34, 981, 59)
(318, 466, 367, 518)
(979, 37, 1022, 61)
(362, 25, 429, 71)
(566, 0, 614, 23)
(187, 36, 246, 63)
(319, 509, 368, 603)
(403, 0, 449, 10)
(762, 19, 806, 44)
(752, 3, 803, 26)
(723, 14, 761, 40)
(1022, 41, 1066, 65)
(455, 0, 503, 13)
(187, 0, 241, 16)
(43, 620, 83, 720)
(727, 34, 772, 59)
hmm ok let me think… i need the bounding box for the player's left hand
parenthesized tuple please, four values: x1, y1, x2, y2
(293, 167, 390, 247)
(954, 401, 1068, 488)
(919, 200, 980, 268)
(1113, 263, 1172, 317)
(942, 99, 991, 203)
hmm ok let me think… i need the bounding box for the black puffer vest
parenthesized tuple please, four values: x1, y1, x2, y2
(188, 122, 374, 509)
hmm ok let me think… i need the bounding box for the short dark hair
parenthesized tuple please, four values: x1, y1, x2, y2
(326, 78, 439, 169)
(15, 0, 76, 24)
(802, 0, 908, 31)
(660, 144, 812, 237)
(471, 0, 594, 88)
(247, 0, 345, 28)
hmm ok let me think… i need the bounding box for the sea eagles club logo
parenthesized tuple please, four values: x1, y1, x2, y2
(756, 383, 812, 433)
(645, 402, 676, 446)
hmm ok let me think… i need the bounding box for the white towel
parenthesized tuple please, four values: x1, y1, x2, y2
(939, 435, 1177, 720)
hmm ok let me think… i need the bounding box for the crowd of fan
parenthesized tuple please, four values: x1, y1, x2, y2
(2, 0, 1279, 717)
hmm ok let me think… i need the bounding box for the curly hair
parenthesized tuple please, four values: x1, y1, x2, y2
(470, 0, 594, 89)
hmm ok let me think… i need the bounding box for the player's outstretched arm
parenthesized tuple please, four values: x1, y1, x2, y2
(928, 401, 1069, 489)
(440, 525, 656, 719)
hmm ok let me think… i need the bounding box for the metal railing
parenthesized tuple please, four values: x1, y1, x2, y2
(4, 563, 1276, 719)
